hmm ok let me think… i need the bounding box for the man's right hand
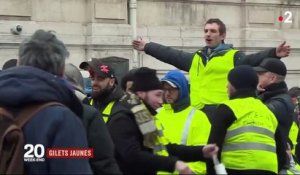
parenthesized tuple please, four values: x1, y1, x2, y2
(203, 144, 219, 158)
(175, 160, 193, 174)
(132, 37, 147, 51)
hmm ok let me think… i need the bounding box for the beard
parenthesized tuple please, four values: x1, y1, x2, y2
(91, 84, 114, 100)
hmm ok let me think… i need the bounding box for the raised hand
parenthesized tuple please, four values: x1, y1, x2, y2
(132, 37, 147, 51)
(276, 41, 290, 58)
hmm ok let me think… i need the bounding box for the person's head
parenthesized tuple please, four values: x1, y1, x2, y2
(288, 86, 300, 121)
(18, 30, 69, 76)
(288, 86, 300, 105)
(131, 67, 163, 110)
(204, 18, 226, 48)
(64, 63, 84, 92)
(79, 58, 116, 99)
(2, 59, 17, 70)
(227, 65, 258, 98)
(121, 68, 137, 92)
(161, 70, 189, 104)
(254, 58, 287, 91)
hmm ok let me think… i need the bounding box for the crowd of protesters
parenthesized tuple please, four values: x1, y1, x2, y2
(1, 17, 300, 175)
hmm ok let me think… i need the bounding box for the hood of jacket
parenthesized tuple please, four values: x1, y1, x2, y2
(161, 70, 190, 112)
(201, 43, 233, 58)
(0, 66, 82, 116)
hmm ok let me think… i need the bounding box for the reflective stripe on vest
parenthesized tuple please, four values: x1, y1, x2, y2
(223, 142, 276, 153)
(221, 97, 278, 173)
(90, 99, 115, 123)
(189, 49, 237, 109)
(225, 126, 275, 140)
(181, 108, 196, 145)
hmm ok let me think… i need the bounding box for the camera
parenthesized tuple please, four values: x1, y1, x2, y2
(11, 25, 23, 35)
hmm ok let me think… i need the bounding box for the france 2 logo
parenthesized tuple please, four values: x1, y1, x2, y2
(278, 11, 293, 24)
(24, 144, 45, 162)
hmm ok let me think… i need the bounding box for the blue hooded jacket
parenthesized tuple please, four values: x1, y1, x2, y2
(161, 70, 190, 112)
(0, 66, 92, 174)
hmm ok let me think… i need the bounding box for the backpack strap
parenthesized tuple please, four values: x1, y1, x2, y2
(15, 102, 64, 128)
(0, 108, 23, 174)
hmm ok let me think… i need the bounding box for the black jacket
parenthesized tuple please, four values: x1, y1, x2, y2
(258, 82, 294, 171)
(91, 85, 124, 112)
(91, 85, 124, 122)
(107, 94, 206, 175)
(144, 42, 278, 72)
(80, 103, 122, 174)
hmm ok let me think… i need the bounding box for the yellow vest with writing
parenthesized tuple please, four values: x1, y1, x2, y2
(189, 49, 237, 109)
(156, 105, 211, 174)
(221, 97, 278, 173)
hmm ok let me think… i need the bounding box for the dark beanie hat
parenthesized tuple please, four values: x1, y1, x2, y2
(121, 68, 137, 91)
(2, 59, 17, 70)
(228, 65, 258, 90)
(132, 67, 162, 92)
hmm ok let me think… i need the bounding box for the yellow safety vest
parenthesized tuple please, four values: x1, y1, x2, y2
(221, 97, 278, 173)
(154, 119, 169, 157)
(289, 121, 299, 155)
(154, 119, 173, 175)
(156, 105, 211, 174)
(189, 49, 237, 109)
(90, 99, 115, 123)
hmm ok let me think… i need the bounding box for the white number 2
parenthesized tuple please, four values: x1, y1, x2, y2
(284, 11, 293, 23)
(24, 144, 45, 158)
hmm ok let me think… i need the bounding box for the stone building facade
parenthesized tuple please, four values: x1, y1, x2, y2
(0, 0, 299, 87)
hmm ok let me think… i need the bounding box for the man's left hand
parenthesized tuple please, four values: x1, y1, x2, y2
(276, 41, 290, 58)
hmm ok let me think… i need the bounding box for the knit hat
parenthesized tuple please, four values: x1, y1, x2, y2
(2, 59, 17, 70)
(228, 65, 258, 90)
(121, 68, 137, 91)
(64, 63, 85, 91)
(131, 67, 162, 92)
(79, 58, 115, 79)
(253, 58, 287, 76)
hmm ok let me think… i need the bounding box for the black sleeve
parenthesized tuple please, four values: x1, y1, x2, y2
(144, 42, 194, 71)
(83, 105, 122, 175)
(234, 48, 278, 66)
(206, 104, 236, 175)
(107, 113, 178, 173)
(166, 144, 204, 162)
(267, 100, 293, 170)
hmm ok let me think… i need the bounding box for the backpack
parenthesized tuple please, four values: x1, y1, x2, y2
(0, 102, 64, 174)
